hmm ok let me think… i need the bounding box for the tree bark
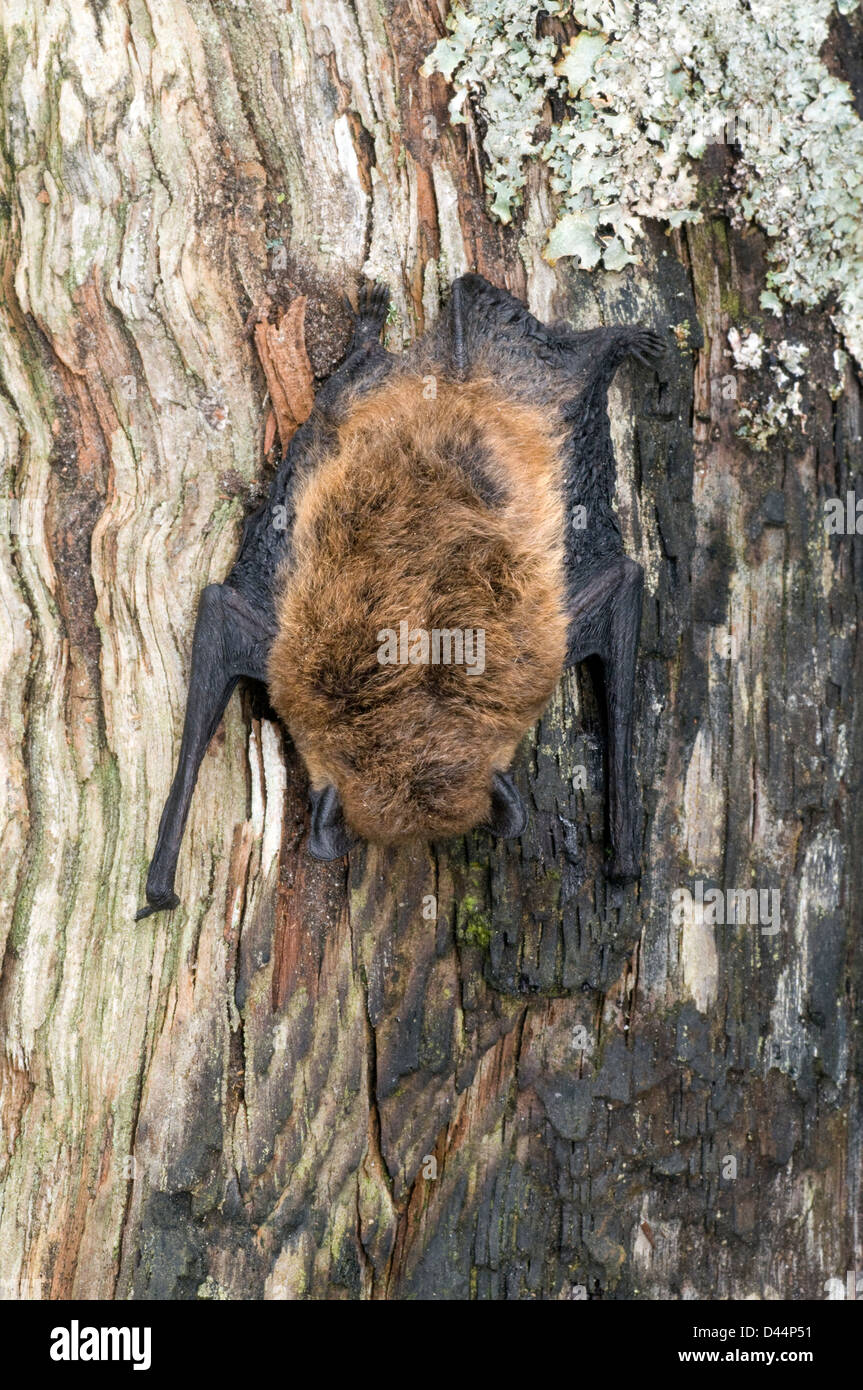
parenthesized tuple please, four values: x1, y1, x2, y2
(0, 0, 859, 1300)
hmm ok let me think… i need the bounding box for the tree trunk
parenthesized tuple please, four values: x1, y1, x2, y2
(0, 0, 859, 1301)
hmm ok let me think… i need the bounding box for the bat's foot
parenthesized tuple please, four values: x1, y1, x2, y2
(345, 280, 391, 346)
(606, 853, 641, 884)
(627, 328, 666, 368)
(135, 892, 180, 921)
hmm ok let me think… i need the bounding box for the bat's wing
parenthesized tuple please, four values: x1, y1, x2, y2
(135, 585, 275, 919)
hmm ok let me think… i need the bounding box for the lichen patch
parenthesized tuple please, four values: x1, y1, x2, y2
(425, 0, 863, 362)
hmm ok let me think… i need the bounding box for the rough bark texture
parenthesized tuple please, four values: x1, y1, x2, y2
(0, 1, 860, 1301)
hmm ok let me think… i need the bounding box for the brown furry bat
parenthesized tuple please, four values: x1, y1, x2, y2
(137, 275, 663, 918)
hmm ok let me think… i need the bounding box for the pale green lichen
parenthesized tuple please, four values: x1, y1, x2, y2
(728, 327, 765, 372)
(424, 0, 863, 362)
(729, 327, 809, 449)
(426, 1, 563, 224)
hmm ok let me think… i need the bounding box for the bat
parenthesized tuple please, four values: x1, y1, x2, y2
(136, 274, 664, 919)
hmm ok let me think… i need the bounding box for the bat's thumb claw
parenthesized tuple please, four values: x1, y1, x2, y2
(135, 892, 180, 921)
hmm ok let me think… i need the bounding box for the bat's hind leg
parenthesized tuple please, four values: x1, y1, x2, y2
(449, 272, 665, 377)
(136, 583, 274, 920)
(567, 557, 644, 882)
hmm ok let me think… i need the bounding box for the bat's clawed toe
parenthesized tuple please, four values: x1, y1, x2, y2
(629, 328, 666, 367)
(351, 279, 391, 339)
(370, 280, 391, 311)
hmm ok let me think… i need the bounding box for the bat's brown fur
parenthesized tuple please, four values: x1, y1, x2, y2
(267, 371, 569, 842)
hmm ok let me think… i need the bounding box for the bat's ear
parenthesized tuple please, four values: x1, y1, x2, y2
(484, 770, 527, 839)
(308, 784, 354, 861)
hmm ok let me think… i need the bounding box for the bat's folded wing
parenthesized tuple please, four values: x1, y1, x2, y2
(135, 584, 275, 920)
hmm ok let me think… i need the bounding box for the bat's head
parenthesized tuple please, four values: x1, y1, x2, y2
(301, 736, 528, 862)
(279, 634, 554, 857)
(267, 374, 568, 858)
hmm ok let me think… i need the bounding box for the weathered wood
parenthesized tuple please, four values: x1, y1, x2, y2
(0, 1, 859, 1300)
